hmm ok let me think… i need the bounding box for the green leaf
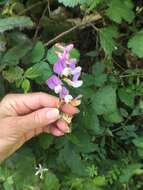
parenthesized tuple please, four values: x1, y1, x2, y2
(46, 46, 59, 65)
(70, 48, 80, 61)
(11, 148, 37, 189)
(35, 61, 52, 84)
(83, 108, 102, 135)
(119, 164, 143, 183)
(30, 41, 45, 63)
(103, 111, 123, 123)
(133, 137, 143, 149)
(3, 181, 14, 190)
(74, 130, 98, 153)
(58, 0, 86, 7)
(118, 88, 135, 107)
(2, 44, 31, 65)
(100, 26, 119, 56)
(0, 16, 34, 33)
(128, 32, 143, 58)
(2, 66, 24, 83)
(93, 85, 117, 115)
(106, 0, 135, 24)
(21, 79, 30, 93)
(25, 61, 52, 82)
(38, 134, 54, 150)
(58, 143, 86, 175)
(85, 0, 101, 12)
(43, 172, 60, 190)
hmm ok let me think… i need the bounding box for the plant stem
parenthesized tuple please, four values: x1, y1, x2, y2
(44, 13, 102, 47)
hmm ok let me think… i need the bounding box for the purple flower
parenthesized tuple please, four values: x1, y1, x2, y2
(53, 58, 66, 75)
(59, 86, 69, 98)
(72, 66, 82, 81)
(46, 75, 62, 94)
(56, 43, 74, 54)
(46, 43, 83, 103)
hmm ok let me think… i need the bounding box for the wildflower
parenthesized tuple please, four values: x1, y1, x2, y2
(46, 43, 83, 104)
(46, 75, 62, 94)
(35, 164, 48, 179)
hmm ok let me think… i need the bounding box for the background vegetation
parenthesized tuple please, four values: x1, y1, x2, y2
(1, 0, 143, 189)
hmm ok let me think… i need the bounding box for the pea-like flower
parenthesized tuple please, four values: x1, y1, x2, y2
(46, 43, 83, 103)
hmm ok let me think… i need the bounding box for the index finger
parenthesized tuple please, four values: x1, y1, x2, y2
(3, 92, 59, 116)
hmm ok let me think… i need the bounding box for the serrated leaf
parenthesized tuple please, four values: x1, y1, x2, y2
(2, 66, 24, 83)
(118, 88, 135, 107)
(128, 32, 143, 58)
(85, 0, 101, 12)
(2, 44, 31, 65)
(30, 41, 45, 63)
(0, 16, 34, 33)
(100, 26, 119, 56)
(58, 0, 86, 7)
(106, 0, 135, 24)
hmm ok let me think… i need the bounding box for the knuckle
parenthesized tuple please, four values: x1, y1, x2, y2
(33, 111, 44, 125)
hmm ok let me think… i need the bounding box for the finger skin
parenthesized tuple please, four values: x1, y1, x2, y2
(61, 104, 79, 115)
(56, 119, 71, 133)
(17, 108, 60, 132)
(0, 92, 59, 117)
(44, 125, 64, 136)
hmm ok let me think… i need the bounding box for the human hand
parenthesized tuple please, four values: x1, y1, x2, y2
(0, 92, 79, 163)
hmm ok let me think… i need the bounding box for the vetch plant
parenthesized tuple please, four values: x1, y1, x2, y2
(46, 43, 83, 124)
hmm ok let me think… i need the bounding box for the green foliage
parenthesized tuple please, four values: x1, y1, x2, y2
(1, 0, 143, 189)
(0, 16, 34, 33)
(128, 32, 143, 58)
(99, 26, 119, 57)
(106, 0, 135, 24)
(58, 0, 86, 7)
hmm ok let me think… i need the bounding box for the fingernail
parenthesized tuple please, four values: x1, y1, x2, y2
(47, 108, 60, 122)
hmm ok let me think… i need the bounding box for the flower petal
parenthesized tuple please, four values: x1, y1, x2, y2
(54, 84, 62, 94)
(53, 59, 66, 75)
(72, 67, 82, 81)
(46, 75, 62, 90)
(65, 44, 74, 53)
(62, 67, 72, 77)
(71, 80, 83, 88)
(69, 59, 77, 69)
(64, 95, 73, 103)
(59, 87, 69, 98)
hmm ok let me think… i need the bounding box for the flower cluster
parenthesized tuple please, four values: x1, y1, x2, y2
(46, 44, 83, 103)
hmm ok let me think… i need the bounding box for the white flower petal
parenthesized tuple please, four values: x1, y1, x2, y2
(64, 95, 73, 103)
(54, 85, 62, 94)
(62, 67, 72, 76)
(72, 80, 83, 88)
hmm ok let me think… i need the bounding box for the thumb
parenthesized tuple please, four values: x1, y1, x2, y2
(17, 108, 60, 132)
